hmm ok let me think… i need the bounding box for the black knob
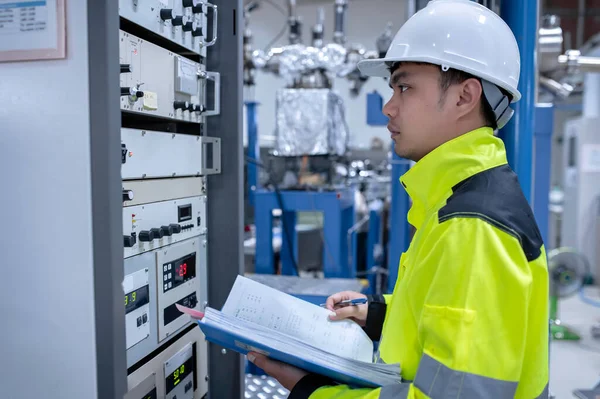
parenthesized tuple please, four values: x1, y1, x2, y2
(182, 21, 195, 32)
(160, 225, 174, 237)
(121, 144, 127, 164)
(160, 8, 175, 21)
(174, 101, 189, 110)
(172, 15, 186, 26)
(124, 235, 136, 247)
(121, 87, 132, 96)
(192, 104, 205, 113)
(170, 224, 182, 234)
(182, 0, 199, 7)
(135, 90, 144, 98)
(120, 64, 132, 73)
(139, 230, 154, 242)
(192, 4, 203, 13)
(192, 26, 203, 37)
(186, 103, 195, 112)
(123, 189, 134, 202)
(150, 227, 164, 239)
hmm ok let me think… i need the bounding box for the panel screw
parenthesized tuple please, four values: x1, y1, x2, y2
(221, 349, 227, 355)
(205, 375, 209, 381)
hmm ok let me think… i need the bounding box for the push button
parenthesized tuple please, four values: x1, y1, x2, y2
(142, 313, 148, 324)
(137, 316, 142, 327)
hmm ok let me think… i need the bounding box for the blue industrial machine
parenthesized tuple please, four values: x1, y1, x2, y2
(366, 91, 413, 294)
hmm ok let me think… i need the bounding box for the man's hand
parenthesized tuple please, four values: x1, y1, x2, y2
(248, 352, 308, 391)
(325, 291, 368, 326)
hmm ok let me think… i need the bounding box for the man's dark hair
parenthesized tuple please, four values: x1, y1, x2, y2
(388, 62, 498, 130)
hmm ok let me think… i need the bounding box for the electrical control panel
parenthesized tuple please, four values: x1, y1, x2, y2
(118, 0, 219, 391)
(126, 325, 208, 398)
(123, 177, 206, 207)
(123, 196, 207, 258)
(164, 342, 195, 399)
(124, 237, 207, 368)
(118, 0, 217, 56)
(119, 30, 220, 123)
(121, 128, 221, 180)
(156, 239, 207, 343)
(124, 268, 151, 350)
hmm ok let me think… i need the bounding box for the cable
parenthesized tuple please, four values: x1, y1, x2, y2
(245, 156, 300, 276)
(579, 287, 600, 308)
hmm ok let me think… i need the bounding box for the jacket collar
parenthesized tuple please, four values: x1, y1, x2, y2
(400, 127, 508, 229)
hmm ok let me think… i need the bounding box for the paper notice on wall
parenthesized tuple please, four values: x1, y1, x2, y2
(0, 0, 65, 61)
(581, 144, 600, 173)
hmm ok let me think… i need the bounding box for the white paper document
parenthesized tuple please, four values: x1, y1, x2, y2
(222, 275, 374, 362)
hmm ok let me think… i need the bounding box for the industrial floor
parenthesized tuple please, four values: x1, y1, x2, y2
(551, 286, 600, 398)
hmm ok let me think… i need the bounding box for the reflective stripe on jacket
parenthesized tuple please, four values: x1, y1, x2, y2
(289, 127, 549, 399)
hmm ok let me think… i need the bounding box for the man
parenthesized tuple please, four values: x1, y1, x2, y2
(249, 1, 550, 398)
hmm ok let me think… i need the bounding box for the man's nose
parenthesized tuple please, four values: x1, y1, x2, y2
(382, 98, 397, 119)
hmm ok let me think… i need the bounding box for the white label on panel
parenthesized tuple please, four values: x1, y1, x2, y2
(582, 144, 600, 173)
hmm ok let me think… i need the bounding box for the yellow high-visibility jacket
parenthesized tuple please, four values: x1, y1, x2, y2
(289, 127, 549, 399)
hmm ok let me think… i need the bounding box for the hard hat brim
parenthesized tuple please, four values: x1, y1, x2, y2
(357, 57, 522, 103)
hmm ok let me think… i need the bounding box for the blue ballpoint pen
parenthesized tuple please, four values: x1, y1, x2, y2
(319, 297, 368, 308)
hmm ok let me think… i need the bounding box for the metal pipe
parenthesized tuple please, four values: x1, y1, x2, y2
(312, 7, 325, 48)
(333, 0, 347, 45)
(539, 76, 574, 99)
(288, 0, 302, 44)
(558, 50, 600, 73)
(499, 0, 538, 203)
(577, 0, 585, 49)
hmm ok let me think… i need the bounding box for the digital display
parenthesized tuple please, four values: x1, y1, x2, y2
(141, 387, 157, 399)
(125, 285, 150, 315)
(162, 253, 196, 293)
(164, 292, 197, 326)
(178, 204, 192, 222)
(165, 356, 194, 395)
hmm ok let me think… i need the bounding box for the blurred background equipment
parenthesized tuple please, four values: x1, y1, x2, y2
(548, 247, 591, 340)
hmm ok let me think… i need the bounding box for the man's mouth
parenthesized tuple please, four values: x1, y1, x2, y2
(389, 129, 400, 138)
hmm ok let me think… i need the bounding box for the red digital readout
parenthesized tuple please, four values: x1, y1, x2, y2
(177, 263, 187, 277)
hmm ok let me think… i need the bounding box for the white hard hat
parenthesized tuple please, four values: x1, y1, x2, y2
(358, 0, 521, 104)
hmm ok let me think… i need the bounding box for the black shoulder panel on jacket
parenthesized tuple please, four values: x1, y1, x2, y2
(438, 164, 543, 262)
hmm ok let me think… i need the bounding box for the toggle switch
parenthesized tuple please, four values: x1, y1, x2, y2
(120, 64, 132, 73)
(121, 87, 144, 100)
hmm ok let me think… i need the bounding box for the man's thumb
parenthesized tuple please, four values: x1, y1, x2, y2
(248, 352, 266, 369)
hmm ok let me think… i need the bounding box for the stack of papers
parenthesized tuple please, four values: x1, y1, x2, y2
(197, 276, 401, 388)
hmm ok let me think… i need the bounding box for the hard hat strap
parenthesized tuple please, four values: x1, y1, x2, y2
(481, 79, 513, 129)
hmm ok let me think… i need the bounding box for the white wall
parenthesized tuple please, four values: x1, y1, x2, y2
(0, 1, 100, 398)
(244, 0, 406, 149)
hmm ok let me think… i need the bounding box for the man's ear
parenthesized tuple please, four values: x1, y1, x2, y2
(456, 78, 483, 117)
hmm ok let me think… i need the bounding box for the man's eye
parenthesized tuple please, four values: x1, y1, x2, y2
(399, 85, 408, 93)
